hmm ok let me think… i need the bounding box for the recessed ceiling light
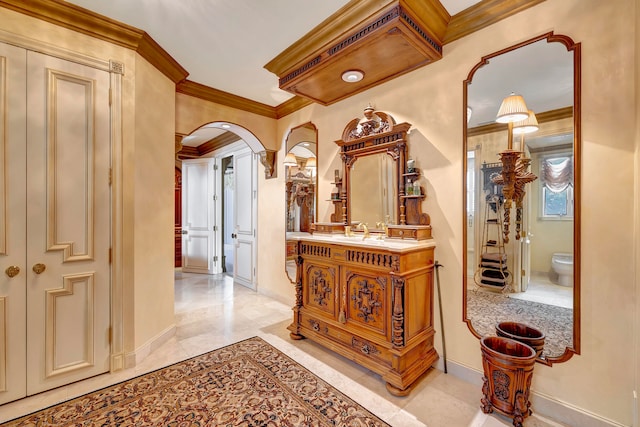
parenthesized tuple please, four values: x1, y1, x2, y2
(341, 70, 364, 83)
(221, 124, 231, 129)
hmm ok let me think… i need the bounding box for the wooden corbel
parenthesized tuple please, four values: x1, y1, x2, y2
(259, 149, 277, 179)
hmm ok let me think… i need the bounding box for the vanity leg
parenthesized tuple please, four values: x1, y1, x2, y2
(289, 332, 305, 340)
(385, 382, 412, 397)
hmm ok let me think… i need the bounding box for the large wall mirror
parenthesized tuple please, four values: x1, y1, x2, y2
(462, 33, 581, 365)
(284, 123, 317, 283)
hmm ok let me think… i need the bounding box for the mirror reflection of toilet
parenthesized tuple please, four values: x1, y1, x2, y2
(551, 253, 573, 286)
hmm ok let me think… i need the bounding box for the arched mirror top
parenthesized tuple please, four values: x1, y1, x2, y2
(462, 32, 581, 366)
(334, 107, 429, 229)
(285, 122, 318, 284)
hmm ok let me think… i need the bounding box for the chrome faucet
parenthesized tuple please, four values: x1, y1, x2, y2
(357, 222, 370, 240)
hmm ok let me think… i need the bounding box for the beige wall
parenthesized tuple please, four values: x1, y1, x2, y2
(255, 0, 637, 424)
(132, 56, 177, 350)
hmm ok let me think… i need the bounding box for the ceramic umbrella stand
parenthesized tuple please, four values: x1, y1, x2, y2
(496, 321, 545, 359)
(480, 336, 536, 427)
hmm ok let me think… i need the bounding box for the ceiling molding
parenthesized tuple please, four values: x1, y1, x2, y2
(198, 131, 241, 157)
(176, 80, 277, 119)
(467, 106, 573, 137)
(443, 0, 546, 44)
(264, 0, 398, 77)
(177, 131, 242, 159)
(276, 96, 314, 119)
(264, 0, 450, 105)
(0, 0, 188, 83)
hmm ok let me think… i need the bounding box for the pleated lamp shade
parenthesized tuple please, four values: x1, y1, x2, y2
(512, 110, 539, 135)
(283, 152, 298, 167)
(495, 93, 529, 123)
(305, 157, 316, 169)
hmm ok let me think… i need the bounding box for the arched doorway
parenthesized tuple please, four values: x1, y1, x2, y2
(176, 122, 267, 291)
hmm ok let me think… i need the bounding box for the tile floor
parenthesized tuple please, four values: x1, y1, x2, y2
(0, 271, 569, 426)
(508, 273, 573, 308)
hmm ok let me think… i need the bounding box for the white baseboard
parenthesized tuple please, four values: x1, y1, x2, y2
(438, 359, 626, 427)
(123, 324, 177, 369)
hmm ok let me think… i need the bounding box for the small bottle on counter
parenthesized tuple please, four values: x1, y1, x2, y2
(413, 179, 420, 195)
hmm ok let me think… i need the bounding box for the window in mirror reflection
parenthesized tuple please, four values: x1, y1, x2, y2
(539, 154, 574, 218)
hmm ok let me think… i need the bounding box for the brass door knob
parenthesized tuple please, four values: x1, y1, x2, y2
(32, 263, 46, 274)
(5, 266, 20, 278)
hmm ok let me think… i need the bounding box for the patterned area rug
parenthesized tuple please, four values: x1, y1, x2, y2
(467, 290, 573, 358)
(5, 337, 389, 426)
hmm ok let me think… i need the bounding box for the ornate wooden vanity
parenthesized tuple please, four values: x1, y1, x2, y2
(288, 109, 438, 395)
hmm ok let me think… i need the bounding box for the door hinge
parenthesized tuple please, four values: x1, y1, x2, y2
(213, 225, 218, 231)
(213, 164, 218, 171)
(109, 168, 112, 185)
(108, 326, 112, 344)
(213, 195, 218, 201)
(521, 269, 526, 276)
(109, 88, 112, 106)
(213, 255, 218, 264)
(109, 247, 112, 264)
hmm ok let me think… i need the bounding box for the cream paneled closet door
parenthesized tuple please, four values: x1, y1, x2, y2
(0, 44, 111, 403)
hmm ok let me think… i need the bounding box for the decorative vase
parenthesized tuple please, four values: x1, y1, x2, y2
(480, 336, 536, 427)
(496, 321, 545, 359)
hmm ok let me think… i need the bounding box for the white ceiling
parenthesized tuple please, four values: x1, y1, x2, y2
(65, 0, 481, 107)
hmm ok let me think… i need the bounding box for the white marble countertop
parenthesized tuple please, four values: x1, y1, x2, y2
(286, 231, 435, 252)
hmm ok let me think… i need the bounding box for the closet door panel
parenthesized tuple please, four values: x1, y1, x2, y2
(25, 51, 111, 395)
(0, 42, 27, 405)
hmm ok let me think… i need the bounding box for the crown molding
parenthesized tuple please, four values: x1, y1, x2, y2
(0, 0, 188, 83)
(443, 0, 546, 44)
(264, 0, 395, 77)
(176, 80, 277, 119)
(276, 96, 314, 119)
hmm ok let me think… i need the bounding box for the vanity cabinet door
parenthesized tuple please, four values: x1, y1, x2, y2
(303, 261, 339, 321)
(343, 267, 390, 341)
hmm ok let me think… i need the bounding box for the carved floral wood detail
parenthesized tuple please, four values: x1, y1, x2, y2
(310, 269, 332, 307)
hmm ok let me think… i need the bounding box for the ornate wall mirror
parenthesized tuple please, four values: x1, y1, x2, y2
(462, 33, 581, 365)
(332, 108, 429, 232)
(284, 123, 317, 283)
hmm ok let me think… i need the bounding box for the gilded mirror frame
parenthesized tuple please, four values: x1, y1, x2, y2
(462, 32, 581, 365)
(284, 122, 318, 284)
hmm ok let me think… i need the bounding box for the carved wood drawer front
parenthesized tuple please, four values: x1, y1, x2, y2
(299, 313, 391, 366)
(304, 262, 339, 319)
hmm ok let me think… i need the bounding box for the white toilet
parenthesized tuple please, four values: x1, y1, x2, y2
(551, 252, 573, 286)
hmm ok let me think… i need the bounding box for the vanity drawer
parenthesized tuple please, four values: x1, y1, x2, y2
(387, 224, 432, 240)
(299, 312, 393, 368)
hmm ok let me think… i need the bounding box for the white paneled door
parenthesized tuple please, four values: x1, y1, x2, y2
(0, 44, 111, 403)
(182, 158, 217, 274)
(233, 149, 256, 290)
